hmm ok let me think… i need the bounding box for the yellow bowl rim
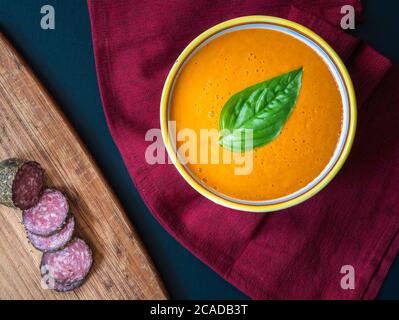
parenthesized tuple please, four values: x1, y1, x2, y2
(160, 15, 357, 213)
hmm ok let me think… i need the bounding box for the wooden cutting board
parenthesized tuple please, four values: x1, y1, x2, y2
(0, 32, 167, 300)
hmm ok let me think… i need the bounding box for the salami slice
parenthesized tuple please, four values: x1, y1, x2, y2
(28, 215, 75, 252)
(23, 189, 69, 236)
(40, 238, 92, 289)
(0, 158, 44, 209)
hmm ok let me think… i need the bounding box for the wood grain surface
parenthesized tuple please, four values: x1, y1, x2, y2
(0, 32, 167, 300)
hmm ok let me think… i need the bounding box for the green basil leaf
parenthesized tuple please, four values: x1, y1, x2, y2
(219, 67, 303, 152)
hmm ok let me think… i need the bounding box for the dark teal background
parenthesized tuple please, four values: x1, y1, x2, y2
(0, 0, 398, 299)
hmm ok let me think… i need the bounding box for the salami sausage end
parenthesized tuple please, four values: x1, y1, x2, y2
(0, 159, 44, 209)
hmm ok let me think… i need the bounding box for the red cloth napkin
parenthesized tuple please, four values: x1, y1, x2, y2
(87, 0, 399, 299)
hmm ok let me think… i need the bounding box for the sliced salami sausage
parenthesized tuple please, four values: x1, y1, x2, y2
(23, 189, 69, 236)
(28, 215, 75, 252)
(0, 158, 44, 209)
(40, 237, 92, 289)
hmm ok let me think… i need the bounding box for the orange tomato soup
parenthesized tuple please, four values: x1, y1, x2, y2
(170, 28, 343, 201)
